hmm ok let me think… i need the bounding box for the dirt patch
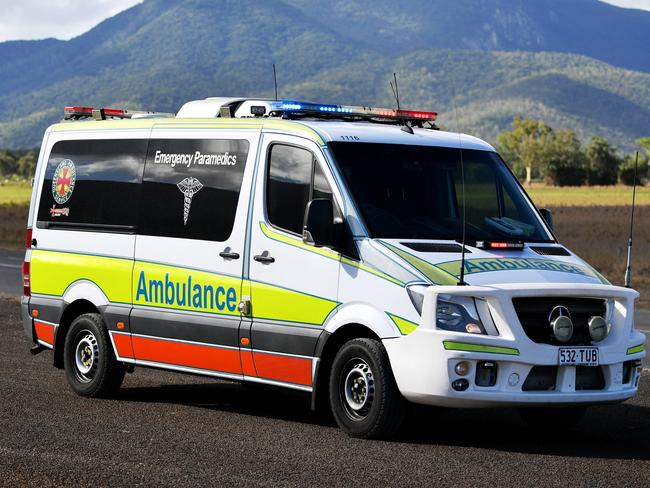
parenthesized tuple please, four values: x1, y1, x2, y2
(0, 205, 28, 250)
(550, 206, 650, 307)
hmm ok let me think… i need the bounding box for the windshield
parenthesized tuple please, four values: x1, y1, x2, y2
(329, 142, 552, 242)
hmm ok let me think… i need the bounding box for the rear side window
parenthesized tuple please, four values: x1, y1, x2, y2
(140, 139, 249, 242)
(36, 139, 147, 229)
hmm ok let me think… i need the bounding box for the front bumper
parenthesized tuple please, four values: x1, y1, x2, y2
(384, 283, 646, 408)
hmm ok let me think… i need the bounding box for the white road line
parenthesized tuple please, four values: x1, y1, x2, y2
(0, 263, 20, 269)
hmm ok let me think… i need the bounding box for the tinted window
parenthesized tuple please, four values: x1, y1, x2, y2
(141, 139, 249, 241)
(267, 145, 313, 235)
(329, 142, 551, 242)
(37, 139, 146, 228)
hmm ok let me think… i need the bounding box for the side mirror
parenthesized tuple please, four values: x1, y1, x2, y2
(539, 208, 554, 231)
(303, 199, 334, 248)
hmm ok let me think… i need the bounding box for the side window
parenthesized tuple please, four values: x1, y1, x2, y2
(267, 144, 337, 235)
(267, 145, 313, 235)
(140, 139, 249, 241)
(36, 139, 147, 229)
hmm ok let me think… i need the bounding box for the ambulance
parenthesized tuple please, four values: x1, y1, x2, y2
(21, 98, 645, 438)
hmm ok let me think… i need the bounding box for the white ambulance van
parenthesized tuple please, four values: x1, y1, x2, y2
(21, 98, 645, 438)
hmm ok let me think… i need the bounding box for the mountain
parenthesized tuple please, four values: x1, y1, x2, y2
(1, 0, 649, 151)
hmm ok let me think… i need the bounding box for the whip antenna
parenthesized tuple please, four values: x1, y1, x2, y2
(624, 151, 639, 288)
(445, 54, 468, 285)
(273, 64, 278, 101)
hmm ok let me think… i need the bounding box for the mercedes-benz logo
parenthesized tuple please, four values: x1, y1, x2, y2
(548, 305, 571, 324)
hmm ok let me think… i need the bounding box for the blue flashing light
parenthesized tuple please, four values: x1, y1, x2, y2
(270, 99, 437, 121)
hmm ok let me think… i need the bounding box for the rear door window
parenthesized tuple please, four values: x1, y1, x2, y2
(36, 139, 147, 230)
(140, 139, 249, 242)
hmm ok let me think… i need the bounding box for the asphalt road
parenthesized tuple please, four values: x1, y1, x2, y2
(0, 295, 649, 487)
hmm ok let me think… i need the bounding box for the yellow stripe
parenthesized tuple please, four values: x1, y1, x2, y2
(248, 280, 338, 325)
(388, 313, 419, 335)
(133, 261, 241, 317)
(31, 250, 132, 303)
(380, 241, 457, 285)
(260, 222, 404, 286)
(627, 344, 645, 355)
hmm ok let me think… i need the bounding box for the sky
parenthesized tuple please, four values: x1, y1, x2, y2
(0, 0, 649, 42)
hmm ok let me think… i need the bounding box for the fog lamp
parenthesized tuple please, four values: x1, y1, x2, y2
(588, 316, 608, 342)
(455, 361, 470, 376)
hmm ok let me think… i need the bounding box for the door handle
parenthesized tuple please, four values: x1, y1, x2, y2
(219, 248, 240, 260)
(253, 251, 275, 264)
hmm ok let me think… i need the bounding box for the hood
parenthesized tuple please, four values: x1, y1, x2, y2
(376, 239, 609, 287)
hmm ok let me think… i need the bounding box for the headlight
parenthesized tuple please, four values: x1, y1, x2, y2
(406, 285, 486, 335)
(436, 297, 485, 334)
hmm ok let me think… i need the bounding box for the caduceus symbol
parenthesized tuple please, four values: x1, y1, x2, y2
(177, 177, 203, 225)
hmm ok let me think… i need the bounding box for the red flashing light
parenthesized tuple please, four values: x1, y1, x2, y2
(397, 109, 438, 121)
(102, 107, 126, 118)
(25, 228, 32, 249)
(64, 106, 94, 117)
(478, 241, 525, 250)
(22, 261, 30, 297)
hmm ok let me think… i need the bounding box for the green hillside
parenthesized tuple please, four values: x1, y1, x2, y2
(1, 0, 650, 151)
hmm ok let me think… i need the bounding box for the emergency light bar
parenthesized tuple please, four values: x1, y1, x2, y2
(475, 241, 525, 250)
(63, 106, 174, 121)
(270, 100, 437, 123)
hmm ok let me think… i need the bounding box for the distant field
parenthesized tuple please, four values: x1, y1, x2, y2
(526, 184, 650, 207)
(0, 181, 31, 206)
(3, 181, 649, 208)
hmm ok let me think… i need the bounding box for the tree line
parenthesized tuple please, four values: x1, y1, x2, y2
(498, 117, 650, 186)
(0, 149, 38, 180)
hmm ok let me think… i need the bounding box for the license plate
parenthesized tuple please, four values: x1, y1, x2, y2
(558, 347, 599, 366)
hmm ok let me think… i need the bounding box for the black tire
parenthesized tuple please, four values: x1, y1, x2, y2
(518, 406, 587, 429)
(63, 313, 125, 397)
(329, 338, 406, 438)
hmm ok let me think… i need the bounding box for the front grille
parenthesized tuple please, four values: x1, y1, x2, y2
(512, 297, 606, 345)
(522, 366, 557, 391)
(576, 366, 605, 390)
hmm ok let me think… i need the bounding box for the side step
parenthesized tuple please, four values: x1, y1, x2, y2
(30, 344, 47, 355)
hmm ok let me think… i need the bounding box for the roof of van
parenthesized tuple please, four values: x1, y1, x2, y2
(49, 118, 495, 152)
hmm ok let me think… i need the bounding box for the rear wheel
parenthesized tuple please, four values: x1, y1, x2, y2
(63, 313, 125, 397)
(329, 338, 405, 438)
(518, 406, 587, 429)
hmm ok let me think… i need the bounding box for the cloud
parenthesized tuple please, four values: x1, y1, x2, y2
(0, 0, 143, 42)
(599, 0, 650, 11)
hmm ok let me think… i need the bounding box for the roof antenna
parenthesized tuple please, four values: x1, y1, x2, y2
(445, 54, 467, 285)
(390, 72, 413, 134)
(624, 151, 639, 288)
(273, 64, 279, 101)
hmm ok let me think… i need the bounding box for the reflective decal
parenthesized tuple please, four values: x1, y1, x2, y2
(51, 159, 76, 204)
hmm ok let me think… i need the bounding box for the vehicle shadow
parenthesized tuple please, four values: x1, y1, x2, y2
(117, 374, 650, 461)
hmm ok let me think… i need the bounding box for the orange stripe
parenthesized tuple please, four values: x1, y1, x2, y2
(132, 336, 242, 374)
(240, 350, 257, 376)
(111, 333, 135, 359)
(253, 352, 312, 386)
(34, 321, 55, 346)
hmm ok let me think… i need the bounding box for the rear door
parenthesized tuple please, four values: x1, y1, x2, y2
(131, 127, 259, 379)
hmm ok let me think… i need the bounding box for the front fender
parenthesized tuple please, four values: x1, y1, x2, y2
(323, 301, 401, 339)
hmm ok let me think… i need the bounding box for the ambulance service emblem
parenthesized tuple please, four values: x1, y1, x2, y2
(52, 159, 76, 204)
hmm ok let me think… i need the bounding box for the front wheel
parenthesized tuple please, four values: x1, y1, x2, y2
(329, 338, 405, 438)
(63, 313, 125, 397)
